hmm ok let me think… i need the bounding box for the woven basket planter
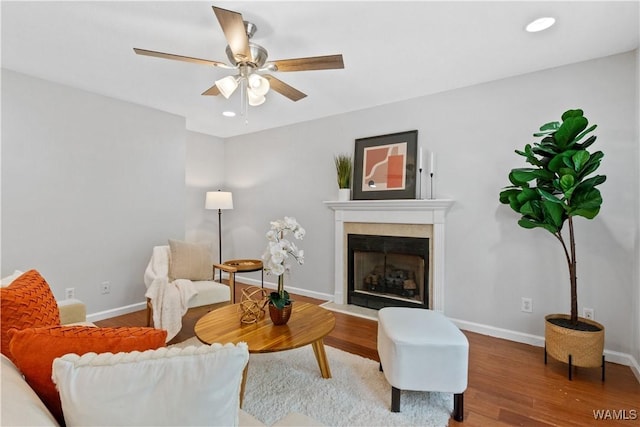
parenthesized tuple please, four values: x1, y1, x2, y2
(545, 314, 605, 368)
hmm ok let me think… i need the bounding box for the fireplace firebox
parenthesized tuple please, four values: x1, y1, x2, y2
(348, 234, 429, 310)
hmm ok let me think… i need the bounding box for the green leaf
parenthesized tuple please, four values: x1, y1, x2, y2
(537, 188, 563, 204)
(542, 200, 565, 228)
(499, 188, 520, 205)
(538, 121, 561, 132)
(515, 187, 539, 204)
(268, 290, 292, 309)
(509, 169, 536, 185)
(560, 175, 575, 193)
(577, 151, 604, 178)
(515, 144, 542, 167)
(520, 200, 537, 217)
(558, 167, 577, 178)
(573, 124, 597, 144)
(575, 175, 607, 194)
(554, 116, 588, 149)
(518, 218, 539, 229)
(572, 150, 590, 172)
(548, 150, 578, 172)
(576, 134, 597, 150)
(532, 144, 559, 157)
(569, 188, 603, 219)
(518, 218, 558, 234)
(561, 109, 584, 121)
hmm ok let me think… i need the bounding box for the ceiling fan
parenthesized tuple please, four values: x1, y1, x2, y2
(134, 5, 344, 109)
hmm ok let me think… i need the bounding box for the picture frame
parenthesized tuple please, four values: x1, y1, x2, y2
(352, 130, 418, 200)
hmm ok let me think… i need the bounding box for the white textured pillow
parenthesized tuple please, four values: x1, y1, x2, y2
(168, 239, 213, 281)
(52, 342, 249, 426)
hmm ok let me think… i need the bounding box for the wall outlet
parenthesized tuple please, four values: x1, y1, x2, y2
(101, 281, 111, 295)
(65, 288, 75, 299)
(583, 307, 595, 320)
(521, 297, 533, 313)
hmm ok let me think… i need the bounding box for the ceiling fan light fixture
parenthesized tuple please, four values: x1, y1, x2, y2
(248, 73, 270, 96)
(526, 16, 556, 33)
(247, 89, 266, 106)
(215, 75, 239, 99)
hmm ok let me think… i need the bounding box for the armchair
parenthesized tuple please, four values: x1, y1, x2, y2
(144, 243, 237, 341)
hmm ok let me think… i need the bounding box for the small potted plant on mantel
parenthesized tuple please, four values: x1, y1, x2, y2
(499, 109, 607, 379)
(334, 153, 353, 201)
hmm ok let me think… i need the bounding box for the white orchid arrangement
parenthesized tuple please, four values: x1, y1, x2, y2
(261, 217, 305, 308)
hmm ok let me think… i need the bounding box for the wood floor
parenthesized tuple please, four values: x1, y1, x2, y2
(96, 283, 640, 426)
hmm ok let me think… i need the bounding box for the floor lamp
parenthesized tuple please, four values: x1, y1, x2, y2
(205, 190, 234, 281)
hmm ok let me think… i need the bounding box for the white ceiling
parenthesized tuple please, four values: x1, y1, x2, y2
(2, 1, 638, 138)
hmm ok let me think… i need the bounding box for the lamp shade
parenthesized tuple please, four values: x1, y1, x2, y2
(248, 74, 270, 96)
(205, 191, 233, 210)
(215, 76, 239, 99)
(247, 89, 266, 106)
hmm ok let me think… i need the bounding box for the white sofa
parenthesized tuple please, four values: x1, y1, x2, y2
(1, 300, 322, 427)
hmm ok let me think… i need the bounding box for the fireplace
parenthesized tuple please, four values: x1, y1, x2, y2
(324, 199, 454, 313)
(348, 234, 429, 309)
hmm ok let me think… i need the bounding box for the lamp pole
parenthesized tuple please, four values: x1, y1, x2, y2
(205, 190, 234, 281)
(217, 207, 223, 267)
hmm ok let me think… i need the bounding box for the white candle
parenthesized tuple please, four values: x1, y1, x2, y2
(430, 153, 435, 175)
(418, 148, 423, 170)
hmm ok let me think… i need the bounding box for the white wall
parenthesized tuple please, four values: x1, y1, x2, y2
(220, 51, 638, 356)
(634, 42, 640, 376)
(184, 130, 226, 251)
(1, 70, 186, 313)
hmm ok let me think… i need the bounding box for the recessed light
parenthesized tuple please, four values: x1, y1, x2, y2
(526, 17, 556, 33)
(222, 111, 236, 117)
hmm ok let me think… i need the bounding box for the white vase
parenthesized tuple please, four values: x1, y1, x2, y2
(338, 188, 351, 201)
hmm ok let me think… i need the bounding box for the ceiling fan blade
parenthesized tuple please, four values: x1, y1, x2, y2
(212, 6, 251, 63)
(271, 54, 344, 72)
(201, 84, 220, 96)
(263, 75, 307, 102)
(133, 48, 229, 68)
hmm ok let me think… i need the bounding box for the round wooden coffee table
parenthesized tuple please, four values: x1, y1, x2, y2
(194, 301, 336, 406)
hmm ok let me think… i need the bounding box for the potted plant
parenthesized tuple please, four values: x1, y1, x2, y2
(261, 217, 305, 325)
(334, 154, 353, 201)
(499, 109, 607, 377)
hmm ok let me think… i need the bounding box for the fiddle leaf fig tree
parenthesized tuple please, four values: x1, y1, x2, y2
(499, 109, 606, 326)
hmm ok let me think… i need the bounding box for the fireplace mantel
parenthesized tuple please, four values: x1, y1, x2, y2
(324, 199, 454, 211)
(324, 199, 454, 312)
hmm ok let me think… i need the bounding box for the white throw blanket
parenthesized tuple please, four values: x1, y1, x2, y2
(144, 246, 197, 342)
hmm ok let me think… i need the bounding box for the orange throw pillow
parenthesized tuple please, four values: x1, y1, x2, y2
(9, 325, 167, 425)
(1, 270, 60, 361)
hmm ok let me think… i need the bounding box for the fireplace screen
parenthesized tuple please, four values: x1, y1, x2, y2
(348, 234, 428, 310)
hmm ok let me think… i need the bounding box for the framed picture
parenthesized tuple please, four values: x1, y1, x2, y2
(352, 130, 418, 200)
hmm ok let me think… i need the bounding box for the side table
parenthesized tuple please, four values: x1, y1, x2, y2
(223, 259, 264, 288)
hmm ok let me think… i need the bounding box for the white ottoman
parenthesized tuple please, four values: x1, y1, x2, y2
(377, 307, 469, 422)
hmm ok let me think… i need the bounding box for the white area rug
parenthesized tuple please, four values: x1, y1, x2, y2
(173, 338, 452, 426)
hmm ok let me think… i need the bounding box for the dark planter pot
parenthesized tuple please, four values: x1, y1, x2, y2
(545, 314, 605, 368)
(269, 302, 292, 325)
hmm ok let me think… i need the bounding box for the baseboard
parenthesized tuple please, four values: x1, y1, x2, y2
(236, 275, 335, 302)
(86, 301, 146, 322)
(451, 318, 544, 347)
(630, 355, 640, 382)
(450, 317, 638, 370)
